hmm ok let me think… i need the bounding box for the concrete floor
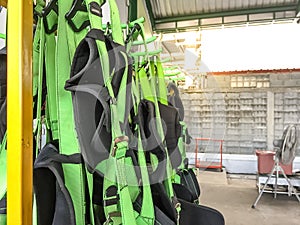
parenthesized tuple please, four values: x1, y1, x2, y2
(198, 170, 300, 225)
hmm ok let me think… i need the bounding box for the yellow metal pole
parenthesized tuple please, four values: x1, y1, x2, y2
(7, 0, 33, 224)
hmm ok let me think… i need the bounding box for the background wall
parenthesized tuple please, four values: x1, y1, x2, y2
(181, 71, 300, 173)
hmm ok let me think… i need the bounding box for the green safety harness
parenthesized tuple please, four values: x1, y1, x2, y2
(30, 0, 225, 225)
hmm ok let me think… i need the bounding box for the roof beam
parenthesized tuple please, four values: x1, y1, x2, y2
(297, 0, 300, 14)
(155, 4, 299, 24)
(144, 0, 156, 29)
(128, 0, 138, 21)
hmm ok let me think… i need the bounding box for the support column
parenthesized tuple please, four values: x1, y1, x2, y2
(267, 91, 274, 150)
(7, 0, 33, 224)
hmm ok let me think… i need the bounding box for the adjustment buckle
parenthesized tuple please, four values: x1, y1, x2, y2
(89, 0, 106, 17)
(111, 136, 129, 157)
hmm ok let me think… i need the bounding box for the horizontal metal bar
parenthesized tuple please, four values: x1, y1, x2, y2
(132, 36, 157, 46)
(130, 48, 162, 57)
(102, 17, 145, 29)
(164, 71, 181, 77)
(154, 17, 296, 33)
(297, 0, 300, 14)
(163, 66, 178, 71)
(160, 57, 171, 63)
(155, 4, 298, 24)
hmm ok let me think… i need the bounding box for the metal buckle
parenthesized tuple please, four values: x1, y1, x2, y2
(111, 136, 129, 157)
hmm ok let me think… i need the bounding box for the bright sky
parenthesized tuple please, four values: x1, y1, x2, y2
(200, 22, 300, 72)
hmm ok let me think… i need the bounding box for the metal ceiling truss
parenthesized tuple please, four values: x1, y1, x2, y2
(146, 0, 300, 33)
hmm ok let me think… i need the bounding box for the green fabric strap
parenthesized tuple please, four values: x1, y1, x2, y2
(45, 33, 59, 139)
(138, 68, 154, 102)
(0, 134, 7, 225)
(177, 122, 187, 170)
(85, 1, 140, 224)
(69, 10, 89, 31)
(0, 132, 7, 201)
(131, 21, 175, 201)
(108, 0, 124, 45)
(116, 52, 128, 126)
(0, 215, 6, 225)
(155, 59, 168, 105)
(35, 0, 45, 15)
(135, 59, 174, 200)
(86, 171, 95, 225)
(32, 15, 41, 101)
(35, 17, 45, 156)
(56, 0, 87, 224)
(133, 73, 154, 224)
(149, 61, 175, 200)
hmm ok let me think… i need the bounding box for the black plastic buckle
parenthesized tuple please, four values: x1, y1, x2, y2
(65, 0, 90, 32)
(89, 0, 106, 16)
(42, 0, 58, 34)
(89, 2, 102, 17)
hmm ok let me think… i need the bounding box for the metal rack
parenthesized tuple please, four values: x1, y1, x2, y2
(194, 138, 223, 171)
(257, 175, 300, 196)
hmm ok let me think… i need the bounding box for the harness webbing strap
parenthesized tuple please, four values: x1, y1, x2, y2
(131, 71, 154, 225)
(148, 60, 175, 199)
(107, 0, 124, 46)
(0, 132, 7, 201)
(84, 1, 139, 224)
(138, 68, 154, 102)
(33, 12, 41, 100)
(130, 21, 181, 223)
(34, 17, 45, 155)
(177, 122, 187, 170)
(155, 60, 168, 106)
(45, 33, 58, 139)
(130, 20, 182, 220)
(56, 1, 87, 224)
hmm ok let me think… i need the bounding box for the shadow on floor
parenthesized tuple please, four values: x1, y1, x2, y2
(198, 170, 300, 225)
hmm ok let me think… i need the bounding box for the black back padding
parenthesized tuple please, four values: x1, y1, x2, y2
(0, 47, 6, 108)
(34, 142, 81, 225)
(0, 195, 6, 215)
(65, 29, 132, 174)
(137, 100, 167, 182)
(0, 99, 6, 143)
(179, 169, 201, 201)
(133, 192, 176, 225)
(179, 199, 225, 225)
(172, 183, 194, 203)
(151, 183, 177, 223)
(158, 102, 182, 169)
(0, 47, 6, 143)
(65, 35, 110, 173)
(167, 82, 184, 121)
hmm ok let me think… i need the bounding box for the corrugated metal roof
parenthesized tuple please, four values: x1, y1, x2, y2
(147, 0, 300, 31)
(158, 22, 300, 74)
(150, 0, 298, 18)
